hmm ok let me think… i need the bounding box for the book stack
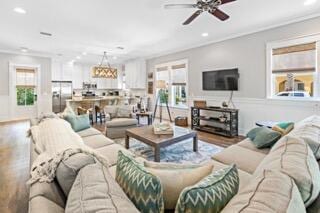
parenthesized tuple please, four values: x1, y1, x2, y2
(153, 122, 174, 135)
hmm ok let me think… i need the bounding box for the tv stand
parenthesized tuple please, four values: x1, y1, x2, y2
(191, 107, 239, 137)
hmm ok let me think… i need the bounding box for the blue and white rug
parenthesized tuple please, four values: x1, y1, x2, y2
(114, 138, 223, 164)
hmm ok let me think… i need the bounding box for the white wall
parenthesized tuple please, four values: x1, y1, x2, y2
(147, 16, 320, 134)
(0, 52, 52, 122)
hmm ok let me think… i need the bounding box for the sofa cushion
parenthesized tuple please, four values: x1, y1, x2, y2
(29, 180, 66, 208)
(222, 170, 305, 213)
(210, 159, 252, 191)
(212, 145, 267, 174)
(56, 153, 96, 196)
(175, 165, 239, 213)
(116, 151, 164, 213)
(64, 114, 91, 132)
(106, 118, 138, 128)
(254, 136, 320, 207)
(117, 106, 132, 118)
(251, 127, 282, 149)
(104, 106, 118, 118)
(96, 144, 135, 166)
(82, 134, 114, 149)
(77, 127, 101, 138)
(289, 124, 320, 160)
(29, 196, 64, 213)
(65, 163, 139, 213)
(144, 161, 214, 210)
(237, 138, 270, 155)
(296, 115, 320, 128)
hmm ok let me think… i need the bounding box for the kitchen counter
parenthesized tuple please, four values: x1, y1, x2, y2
(66, 96, 132, 102)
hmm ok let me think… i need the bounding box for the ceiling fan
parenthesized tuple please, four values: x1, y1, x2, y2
(164, 0, 236, 25)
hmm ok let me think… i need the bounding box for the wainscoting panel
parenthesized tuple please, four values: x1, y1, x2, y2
(154, 96, 320, 135)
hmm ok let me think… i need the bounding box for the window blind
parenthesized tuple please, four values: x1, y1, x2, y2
(16, 69, 36, 87)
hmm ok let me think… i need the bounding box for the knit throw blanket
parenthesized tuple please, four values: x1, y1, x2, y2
(27, 148, 109, 185)
(28, 118, 109, 185)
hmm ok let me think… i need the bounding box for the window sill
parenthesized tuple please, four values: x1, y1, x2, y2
(158, 104, 188, 110)
(267, 96, 320, 102)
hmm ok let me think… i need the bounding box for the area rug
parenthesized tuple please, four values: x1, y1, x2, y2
(114, 138, 223, 164)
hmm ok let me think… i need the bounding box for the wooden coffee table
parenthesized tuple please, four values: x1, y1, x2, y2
(125, 125, 198, 162)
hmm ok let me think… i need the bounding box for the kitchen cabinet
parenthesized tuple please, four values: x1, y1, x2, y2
(125, 59, 146, 89)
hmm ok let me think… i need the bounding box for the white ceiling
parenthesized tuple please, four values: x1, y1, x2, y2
(0, 0, 320, 64)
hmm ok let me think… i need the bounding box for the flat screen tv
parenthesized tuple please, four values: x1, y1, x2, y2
(202, 68, 239, 91)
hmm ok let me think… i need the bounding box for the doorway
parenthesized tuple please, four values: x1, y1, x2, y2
(9, 63, 41, 120)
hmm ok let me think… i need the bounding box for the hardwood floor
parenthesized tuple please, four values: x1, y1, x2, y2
(0, 120, 30, 213)
(0, 119, 244, 213)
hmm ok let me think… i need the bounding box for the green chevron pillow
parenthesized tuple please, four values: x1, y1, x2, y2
(175, 164, 239, 213)
(115, 151, 164, 213)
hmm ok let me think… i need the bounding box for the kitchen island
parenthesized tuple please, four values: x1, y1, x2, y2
(66, 96, 137, 115)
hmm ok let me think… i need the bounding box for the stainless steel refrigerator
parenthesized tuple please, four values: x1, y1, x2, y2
(52, 81, 73, 113)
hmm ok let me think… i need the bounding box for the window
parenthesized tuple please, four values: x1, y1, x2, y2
(267, 37, 320, 99)
(155, 60, 188, 108)
(16, 68, 36, 106)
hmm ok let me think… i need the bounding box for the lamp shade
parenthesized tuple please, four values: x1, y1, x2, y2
(156, 80, 167, 89)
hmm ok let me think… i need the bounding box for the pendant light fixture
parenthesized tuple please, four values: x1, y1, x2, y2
(92, 51, 117, 79)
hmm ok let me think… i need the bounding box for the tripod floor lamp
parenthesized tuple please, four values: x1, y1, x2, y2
(153, 80, 172, 123)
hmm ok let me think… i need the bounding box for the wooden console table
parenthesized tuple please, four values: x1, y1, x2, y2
(191, 107, 239, 137)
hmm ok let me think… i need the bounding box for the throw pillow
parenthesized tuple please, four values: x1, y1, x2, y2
(251, 127, 281, 149)
(272, 122, 294, 135)
(289, 124, 320, 160)
(56, 153, 96, 196)
(246, 127, 263, 140)
(104, 106, 118, 118)
(64, 114, 91, 132)
(117, 106, 132, 118)
(66, 163, 139, 213)
(61, 106, 76, 118)
(254, 136, 320, 207)
(144, 161, 214, 210)
(175, 164, 239, 213)
(116, 151, 164, 213)
(221, 170, 306, 213)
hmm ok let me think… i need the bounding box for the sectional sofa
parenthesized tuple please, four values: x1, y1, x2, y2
(28, 116, 320, 212)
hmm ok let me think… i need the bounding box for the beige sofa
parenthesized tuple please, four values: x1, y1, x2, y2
(28, 116, 320, 212)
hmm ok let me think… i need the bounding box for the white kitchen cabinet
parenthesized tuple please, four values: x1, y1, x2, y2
(125, 59, 146, 89)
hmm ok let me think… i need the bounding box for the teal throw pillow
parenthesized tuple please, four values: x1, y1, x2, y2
(175, 164, 239, 213)
(272, 122, 294, 135)
(64, 114, 90, 132)
(252, 127, 282, 149)
(116, 151, 164, 213)
(246, 127, 264, 140)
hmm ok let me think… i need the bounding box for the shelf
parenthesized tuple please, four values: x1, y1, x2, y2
(199, 116, 230, 124)
(194, 125, 232, 137)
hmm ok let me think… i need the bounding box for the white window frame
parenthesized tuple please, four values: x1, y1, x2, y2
(266, 34, 320, 100)
(154, 59, 188, 109)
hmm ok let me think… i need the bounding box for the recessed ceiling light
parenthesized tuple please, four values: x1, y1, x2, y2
(13, 7, 26, 14)
(202, 32, 209, 37)
(304, 0, 317, 5)
(112, 56, 117, 60)
(76, 56, 81, 59)
(20, 47, 28, 52)
(82, 52, 87, 55)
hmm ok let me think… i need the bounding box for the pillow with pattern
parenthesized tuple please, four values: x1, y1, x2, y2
(116, 151, 164, 213)
(175, 164, 239, 213)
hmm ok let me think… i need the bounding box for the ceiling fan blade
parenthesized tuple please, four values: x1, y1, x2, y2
(220, 0, 236, 5)
(183, 10, 202, 25)
(164, 4, 197, 9)
(210, 8, 229, 21)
